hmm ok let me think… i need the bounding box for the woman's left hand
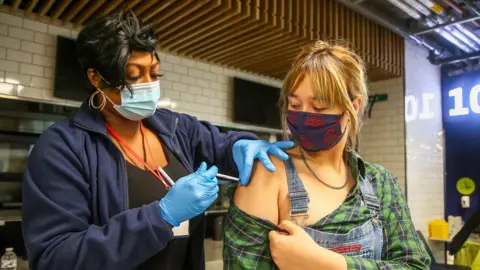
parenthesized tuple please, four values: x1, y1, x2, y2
(269, 220, 347, 270)
(233, 140, 294, 185)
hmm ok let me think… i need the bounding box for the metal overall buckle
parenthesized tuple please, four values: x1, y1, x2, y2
(370, 210, 380, 227)
(290, 210, 310, 226)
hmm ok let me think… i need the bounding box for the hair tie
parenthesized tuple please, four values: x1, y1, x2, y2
(312, 41, 331, 53)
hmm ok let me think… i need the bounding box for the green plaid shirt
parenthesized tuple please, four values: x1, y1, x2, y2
(223, 153, 431, 269)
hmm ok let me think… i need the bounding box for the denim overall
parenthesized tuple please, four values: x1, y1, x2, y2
(284, 158, 383, 259)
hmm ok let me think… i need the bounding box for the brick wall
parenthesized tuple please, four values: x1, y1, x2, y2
(404, 39, 445, 263)
(0, 9, 409, 186)
(359, 77, 406, 191)
(0, 12, 66, 102)
(157, 51, 281, 123)
(0, 7, 424, 264)
(0, 10, 282, 125)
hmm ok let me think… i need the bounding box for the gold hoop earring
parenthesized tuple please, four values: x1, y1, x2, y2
(89, 89, 106, 111)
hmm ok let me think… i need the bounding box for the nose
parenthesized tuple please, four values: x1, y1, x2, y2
(145, 76, 154, 83)
(301, 105, 317, 113)
(140, 74, 156, 83)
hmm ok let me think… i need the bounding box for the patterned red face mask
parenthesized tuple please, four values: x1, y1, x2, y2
(287, 110, 346, 152)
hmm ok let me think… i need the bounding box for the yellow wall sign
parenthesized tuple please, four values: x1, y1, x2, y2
(456, 177, 476, 195)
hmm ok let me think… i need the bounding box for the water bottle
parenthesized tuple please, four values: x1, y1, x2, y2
(1, 248, 17, 270)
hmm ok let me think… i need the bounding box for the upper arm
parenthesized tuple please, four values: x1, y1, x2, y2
(233, 155, 284, 225)
(223, 156, 284, 267)
(344, 165, 431, 269)
(376, 167, 431, 268)
(382, 171, 430, 264)
(22, 127, 90, 265)
(24, 127, 89, 229)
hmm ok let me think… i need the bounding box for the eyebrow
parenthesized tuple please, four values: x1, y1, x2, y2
(125, 62, 160, 69)
(288, 93, 316, 100)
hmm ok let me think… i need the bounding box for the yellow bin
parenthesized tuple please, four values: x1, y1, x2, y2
(429, 220, 449, 240)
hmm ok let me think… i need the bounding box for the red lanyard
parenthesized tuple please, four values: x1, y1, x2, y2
(106, 123, 171, 190)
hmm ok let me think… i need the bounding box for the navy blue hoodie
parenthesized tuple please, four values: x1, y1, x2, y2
(21, 101, 257, 270)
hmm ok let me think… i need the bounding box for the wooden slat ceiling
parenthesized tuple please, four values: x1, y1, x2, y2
(2, 0, 405, 81)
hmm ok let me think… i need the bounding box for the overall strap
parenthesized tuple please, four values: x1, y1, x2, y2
(284, 158, 310, 225)
(358, 174, 381, 217)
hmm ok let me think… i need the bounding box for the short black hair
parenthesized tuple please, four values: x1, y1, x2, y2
(76, 10, 159, 91)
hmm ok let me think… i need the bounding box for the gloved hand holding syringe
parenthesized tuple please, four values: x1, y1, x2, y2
(158, 167, 239, 186)
(156, 163, 238, 227)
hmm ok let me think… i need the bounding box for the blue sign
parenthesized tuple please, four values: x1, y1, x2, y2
(441, 69, 480, 221)
(443, 70, 480, 121)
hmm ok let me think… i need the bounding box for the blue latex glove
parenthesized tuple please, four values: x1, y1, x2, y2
(159, 162, 219, 227)
(233, 140, 295, 185)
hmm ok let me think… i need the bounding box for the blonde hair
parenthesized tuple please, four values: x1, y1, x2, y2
(279, 40, 368, 151)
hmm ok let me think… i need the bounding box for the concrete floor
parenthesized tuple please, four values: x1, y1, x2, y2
(17, 259, 28, 270)
(15, 240, 224, 270)
(205, 239, 223, 270)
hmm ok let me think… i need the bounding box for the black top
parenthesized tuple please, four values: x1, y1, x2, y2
(127, 146, 205, 270)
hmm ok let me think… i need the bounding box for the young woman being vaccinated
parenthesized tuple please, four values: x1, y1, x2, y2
(223, 41, 430, 270)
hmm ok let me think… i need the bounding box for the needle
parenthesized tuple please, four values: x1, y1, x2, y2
(159, 168, 239, 187)
(216, 173, 239, 182)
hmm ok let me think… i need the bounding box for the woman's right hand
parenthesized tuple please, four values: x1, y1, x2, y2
(159, 162, 219, 227)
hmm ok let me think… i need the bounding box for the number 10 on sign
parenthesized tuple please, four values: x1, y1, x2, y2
(448, 86, 480, 116)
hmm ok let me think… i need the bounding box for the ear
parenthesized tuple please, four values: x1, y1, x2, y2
(87, 68, 102, 89)
(351, 98, 362, 113)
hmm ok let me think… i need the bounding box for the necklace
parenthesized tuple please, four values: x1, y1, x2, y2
(114, 126, 148, 170)
(106, 123, 170, 189)
(300, 149, 349, 190)
(141, 123, 161, 169)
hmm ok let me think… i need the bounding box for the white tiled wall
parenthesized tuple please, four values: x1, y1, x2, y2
(404, 39, 445, 263)
(0, 10, 412, 181)
(0, 10, 281, 124)
(0, 7, 427, 268)
(359, 77, 406, 191)
(157, 51, 281, 123)
(0, 9, 408, 188)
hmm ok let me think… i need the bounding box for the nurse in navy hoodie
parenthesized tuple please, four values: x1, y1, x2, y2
(21, 11, 293, 270)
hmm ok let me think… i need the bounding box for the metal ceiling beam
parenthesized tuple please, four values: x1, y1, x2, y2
(431, 51, 480, 65)
(463, 0, 480, 16)
(335, 0, 443, 54)
(413, 15, 480, 35)
(0, 0, 407, 80)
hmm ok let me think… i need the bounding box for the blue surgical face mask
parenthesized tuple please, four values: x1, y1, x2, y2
(99, 80, 161, 121)
(114, 81, 161, 121)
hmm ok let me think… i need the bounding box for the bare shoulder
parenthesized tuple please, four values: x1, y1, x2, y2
(233, 154, 287, 225)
